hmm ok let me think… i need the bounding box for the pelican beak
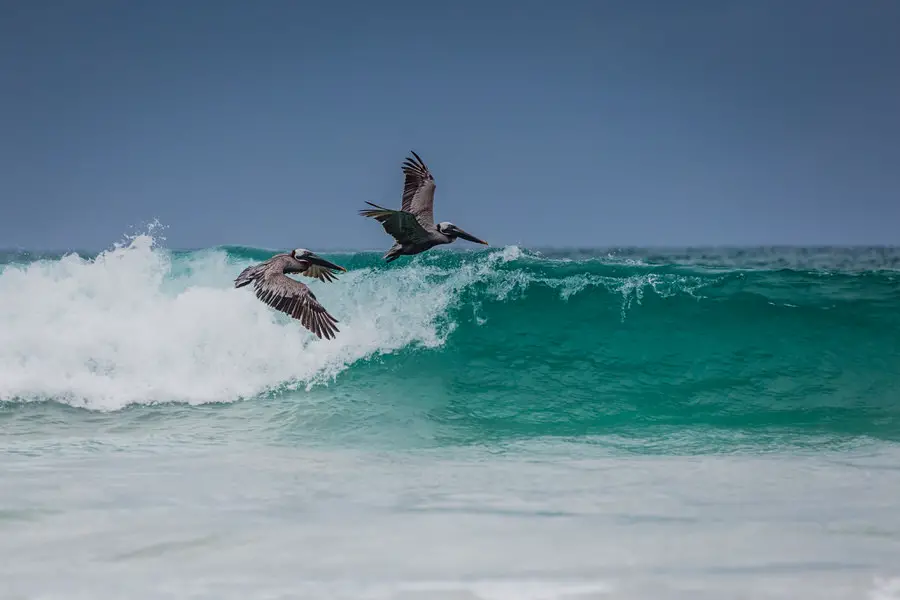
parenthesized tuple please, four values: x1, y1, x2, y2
(454, 228, 489, 246)
(309, 254, 347, 272)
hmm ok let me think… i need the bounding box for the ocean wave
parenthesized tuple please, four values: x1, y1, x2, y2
(1, 231, 899, 423)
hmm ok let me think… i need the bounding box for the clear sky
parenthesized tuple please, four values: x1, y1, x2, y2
(2, 0, 899, 251)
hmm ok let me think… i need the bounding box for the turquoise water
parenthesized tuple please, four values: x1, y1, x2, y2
(2, 234, 899, 598)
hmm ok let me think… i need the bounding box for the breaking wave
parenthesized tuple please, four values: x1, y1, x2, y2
(2, 230, 899, 444)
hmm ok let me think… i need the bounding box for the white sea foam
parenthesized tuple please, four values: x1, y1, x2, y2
(4, 446, 900, 600)
(0, 233, 482, 410)
(872, 578, 900, 600)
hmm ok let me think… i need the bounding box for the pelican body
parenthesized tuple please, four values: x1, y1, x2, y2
(360, 151, 488, 262)
(234, 248, 346, 339)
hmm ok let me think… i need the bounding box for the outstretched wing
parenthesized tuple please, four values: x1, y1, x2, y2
(252, 273, 340, 340)
(359, 202, 433, 245)
(234, 262, 268, 288)
(400, 151, 436, 226)
(300, 263, 342, 283)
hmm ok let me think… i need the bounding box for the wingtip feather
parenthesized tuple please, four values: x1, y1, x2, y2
(409, 150, 425, 166)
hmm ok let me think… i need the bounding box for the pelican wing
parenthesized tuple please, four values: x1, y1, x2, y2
(235, 253, 291, 288)
(253, 273, 340, 340)
(234, 262, 268, 289)
(400, 151, 436, 225)
(359, 202, 433, 245)
(301, 263, 342, 283)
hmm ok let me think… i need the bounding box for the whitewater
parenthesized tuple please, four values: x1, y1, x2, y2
(2, 230, 900, 599)
(0, 232, 475, 409)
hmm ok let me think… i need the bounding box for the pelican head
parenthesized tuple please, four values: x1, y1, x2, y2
(437, 222, 488, 246)
(290, 248, 347, 272)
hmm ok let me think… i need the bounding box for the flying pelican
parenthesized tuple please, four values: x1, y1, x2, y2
(234, 248, 347, 339)
(359, 151, 488, 262)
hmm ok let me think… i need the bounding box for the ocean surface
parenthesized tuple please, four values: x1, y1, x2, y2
(2, 233, 899, 599)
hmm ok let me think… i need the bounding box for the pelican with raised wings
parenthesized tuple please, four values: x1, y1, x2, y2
(234, 248, 346, 339)
(360, 151, 489, 262)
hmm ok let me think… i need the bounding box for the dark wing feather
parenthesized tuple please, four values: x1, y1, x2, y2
(400, 151, 436, 225)
(300, 264, 341, 283)
(359, 202, 433, 245)
(234, 262, 269, 288)
(253, 273, 340, 340)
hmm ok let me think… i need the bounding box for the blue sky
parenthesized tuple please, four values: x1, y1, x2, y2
(2, 0, 899, 250)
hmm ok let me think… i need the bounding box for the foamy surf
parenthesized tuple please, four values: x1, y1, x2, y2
(0, 232, 491, 410)
(872, 578, 900, 600)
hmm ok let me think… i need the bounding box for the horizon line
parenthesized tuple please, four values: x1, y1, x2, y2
(4, 243, 900, 255)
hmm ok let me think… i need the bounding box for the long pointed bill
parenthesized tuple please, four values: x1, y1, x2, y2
(309, 254, 348, 272)
(455, 228, 489, 245)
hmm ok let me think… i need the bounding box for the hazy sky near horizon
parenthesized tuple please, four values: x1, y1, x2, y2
(2, 0, 899, 251)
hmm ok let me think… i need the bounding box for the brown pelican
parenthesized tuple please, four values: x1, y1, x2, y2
(234, 248, 347, 339)
(359, 151, 489, 262)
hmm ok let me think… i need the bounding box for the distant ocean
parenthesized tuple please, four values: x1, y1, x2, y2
(2, 231, 899, 599)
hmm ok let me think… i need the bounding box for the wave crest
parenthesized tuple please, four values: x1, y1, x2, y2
(0, 234, 474, 410)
